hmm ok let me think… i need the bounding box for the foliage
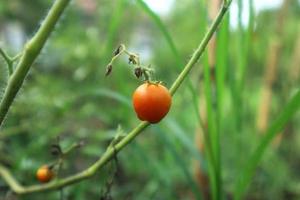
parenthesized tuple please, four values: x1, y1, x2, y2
(0, 0, 299, 199)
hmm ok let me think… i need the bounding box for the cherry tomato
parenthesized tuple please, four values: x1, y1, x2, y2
(133, 82, 172, 123)
(36, 165, 54, 183)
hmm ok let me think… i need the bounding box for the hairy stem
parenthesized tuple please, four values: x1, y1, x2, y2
(0, 0, 71, 127)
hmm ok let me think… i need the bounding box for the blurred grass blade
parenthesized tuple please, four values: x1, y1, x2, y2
(84, 88, 131, 108)
(130, 142, 175, 198)
(236, 0, 247, 89)
(104, 0, 126, 58)
(214, 16, 229, 199)
(154, 127, 203, 200)
(216, 13, 229, 115)
(234, 90, 300, 200)
(164, 118, 205, 166)
(239, 0, 253, 90)
(203, 51, 220, 200)
(136, 0, 182, 65)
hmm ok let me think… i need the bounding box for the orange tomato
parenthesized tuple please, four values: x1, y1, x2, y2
(36, 165, 54, 183)
(132, 82, 172, 123)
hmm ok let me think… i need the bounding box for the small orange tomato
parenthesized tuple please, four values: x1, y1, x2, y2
(132, 82, 172, 123)
(36, 165, 54, 183)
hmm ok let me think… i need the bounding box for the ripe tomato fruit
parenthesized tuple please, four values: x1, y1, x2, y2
(133, 82, 172, 123)
(36, 165, 54, 183)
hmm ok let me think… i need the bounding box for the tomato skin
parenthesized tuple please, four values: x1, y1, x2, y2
(133, 83, 172, 123)
(36, 165, 54, 183)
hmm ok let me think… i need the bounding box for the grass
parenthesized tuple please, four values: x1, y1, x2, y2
(126, 0, 300, 199)
(234, 90, 300, 199)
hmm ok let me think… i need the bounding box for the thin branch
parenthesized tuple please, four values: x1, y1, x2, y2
(11, 52, 23, 62)
(62, 141, 84, 156)
(0, 0, 71, 127)
(0, 48, 11, 65)
(0, 122, 149, 194)
(0, 0, 232, 195)
(0, 47, 13, 75)
(0, 165, 24, 194)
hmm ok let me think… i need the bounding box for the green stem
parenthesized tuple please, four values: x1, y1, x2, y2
(0, 122, 150, 194)
(142, 68, 151, 81)
(0, 0, 232, 195)
(62, 142, 84, 156)
(0, 0, 71, 127)
(11, 52, 23, 62)
(169, 0, 231, 95)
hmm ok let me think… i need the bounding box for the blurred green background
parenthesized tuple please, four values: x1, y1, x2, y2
(0, 0, 300, 199)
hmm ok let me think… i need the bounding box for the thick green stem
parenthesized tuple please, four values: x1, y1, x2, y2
(0, 0, 232, 195)
(0, 0, 71, 127)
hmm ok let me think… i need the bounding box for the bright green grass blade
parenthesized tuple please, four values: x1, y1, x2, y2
(215, 16, 229, 199)
(234, 90, 300, 200)
(203, 51, 220, 200)
(216, 13, 229, 116)
(214, 10, 230, 200)
(229, 0, 247, 133)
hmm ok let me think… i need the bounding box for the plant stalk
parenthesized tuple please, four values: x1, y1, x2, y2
(0, 0, 71, 127)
